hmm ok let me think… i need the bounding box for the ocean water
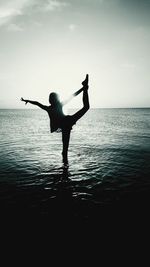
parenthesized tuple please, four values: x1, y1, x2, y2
(0, 108, 150, 220)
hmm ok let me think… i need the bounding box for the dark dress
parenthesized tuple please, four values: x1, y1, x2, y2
(47, 103, 76, 133)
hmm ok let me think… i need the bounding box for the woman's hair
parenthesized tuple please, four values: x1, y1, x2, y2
(49, 92, 59, 105)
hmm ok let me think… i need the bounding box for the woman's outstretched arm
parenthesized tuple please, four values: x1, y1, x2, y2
(62, 86, 84, 106)
(74, 74, 89, 96)
(62, 74, 89, 106)
(20, 98, 48, 110)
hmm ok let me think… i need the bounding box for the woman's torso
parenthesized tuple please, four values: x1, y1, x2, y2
(47, 104, 65, 132)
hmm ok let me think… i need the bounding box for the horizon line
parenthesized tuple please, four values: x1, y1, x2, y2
(0, 107, 150, 110)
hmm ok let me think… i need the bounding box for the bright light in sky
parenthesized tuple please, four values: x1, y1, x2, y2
(0, 0, 150, 108)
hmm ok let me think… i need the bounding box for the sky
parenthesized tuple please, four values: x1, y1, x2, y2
(0, 0, 150, 108)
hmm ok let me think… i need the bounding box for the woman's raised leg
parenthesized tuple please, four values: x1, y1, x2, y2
(72, 88, 90, 123)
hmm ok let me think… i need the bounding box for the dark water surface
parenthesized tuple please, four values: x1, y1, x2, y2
(0, 108, 150, 223)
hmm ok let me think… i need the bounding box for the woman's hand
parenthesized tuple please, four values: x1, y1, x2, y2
(21, 97, 28, 105)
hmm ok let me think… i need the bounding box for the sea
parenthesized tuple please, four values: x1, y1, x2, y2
(0, 108, 150, 224)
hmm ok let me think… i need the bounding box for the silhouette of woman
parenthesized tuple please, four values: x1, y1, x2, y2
(21, 74, 90, 166)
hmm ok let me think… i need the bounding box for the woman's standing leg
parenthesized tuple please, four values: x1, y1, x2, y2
(62, 129, 71, 165)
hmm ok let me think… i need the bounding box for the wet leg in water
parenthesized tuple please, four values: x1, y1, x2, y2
(62, 129, 71, 166)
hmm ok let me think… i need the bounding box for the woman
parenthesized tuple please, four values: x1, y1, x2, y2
(21, 74, 90, 166)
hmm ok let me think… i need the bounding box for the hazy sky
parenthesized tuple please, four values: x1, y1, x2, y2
(0, 0, 150, 108)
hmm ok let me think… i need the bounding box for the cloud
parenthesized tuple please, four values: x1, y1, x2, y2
(0, 0, 34, 27)
(0, 7, 22, 18)
(42, 0, 69, 11)
(7, 23, 23, 32)
(35, 0, 69, 13)
(0, 6, 22, 26)
(0, 0, 69, 28)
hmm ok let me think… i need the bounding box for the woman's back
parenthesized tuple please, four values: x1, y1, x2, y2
(47, 102, 64, 133)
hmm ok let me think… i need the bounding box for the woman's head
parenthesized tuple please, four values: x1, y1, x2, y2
(49, 92, 60, 105)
